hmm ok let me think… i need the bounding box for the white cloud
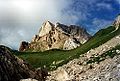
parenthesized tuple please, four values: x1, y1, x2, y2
(0, 0, 75, 24)
(86, 18, 112, 35)
(92, 18, 112, 30)
(97, 3, 113, 10)
(116, 0, 120, 4)
(0, 0, 83, 49)
(0, 0, 116, 49)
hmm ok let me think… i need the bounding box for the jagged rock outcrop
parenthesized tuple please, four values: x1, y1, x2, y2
(19, 41, 29, 51)
(19, 21, 91, 52)
(0, 45, 48, 81)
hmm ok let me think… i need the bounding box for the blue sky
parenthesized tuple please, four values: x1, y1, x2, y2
(0, 0, 120, 49)
(65, 0, 120, 34)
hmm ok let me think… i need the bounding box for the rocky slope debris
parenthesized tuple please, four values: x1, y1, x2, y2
(47, 15, 120, 81)
(47, 34, 120, 81)
(19, 21, 91, 52)
(0, 45, 48, 81)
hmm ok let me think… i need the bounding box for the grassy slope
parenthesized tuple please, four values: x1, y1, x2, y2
(13, 26, 120, 70)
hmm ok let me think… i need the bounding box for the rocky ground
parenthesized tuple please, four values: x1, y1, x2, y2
(0, 45, 48, 81)
(46, 35, 120, 81)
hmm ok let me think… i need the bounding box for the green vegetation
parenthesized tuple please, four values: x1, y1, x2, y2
(13, 49, 75, 70)
(13, 26, 120, 71)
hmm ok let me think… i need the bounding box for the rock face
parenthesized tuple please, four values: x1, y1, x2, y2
(0, 45, 47, 81)
(19, 21, 91, 52)
(19, 41, 29, 51)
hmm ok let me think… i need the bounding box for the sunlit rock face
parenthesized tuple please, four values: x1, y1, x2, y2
(38, 21, 54, 37)
(19, 21, 91, 52)
(63, 38, 80, 50)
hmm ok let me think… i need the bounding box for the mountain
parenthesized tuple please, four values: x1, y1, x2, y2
(46, 15, 120, 80)
(19, 21, 91, 52)
(0, 15, 119, 81)
(0, 45, 47, 81)
(16, 15, 120, 71)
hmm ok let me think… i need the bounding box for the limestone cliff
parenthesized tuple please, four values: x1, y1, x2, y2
(19, 21, 91, 52)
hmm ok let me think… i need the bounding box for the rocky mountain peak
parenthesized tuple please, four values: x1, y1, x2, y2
(19, 21, 91, 52)
(38, 20, 54, 37)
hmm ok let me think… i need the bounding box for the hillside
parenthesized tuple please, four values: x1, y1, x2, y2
(14, 15, 120, 72)
(46, 15, 120, 81)
(47, 42, 120, 80)
(0, 45, 46, 81)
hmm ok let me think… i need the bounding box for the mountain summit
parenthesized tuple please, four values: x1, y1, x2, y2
(19, 21, 91, 52)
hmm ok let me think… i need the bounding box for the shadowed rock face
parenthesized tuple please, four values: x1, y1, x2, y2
(0, 45, 47, 81)
(19, 41, 29, 51)
(19, 21, 91, 52)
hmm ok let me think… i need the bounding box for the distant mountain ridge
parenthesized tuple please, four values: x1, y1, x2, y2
(19, 21, 91, 52)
